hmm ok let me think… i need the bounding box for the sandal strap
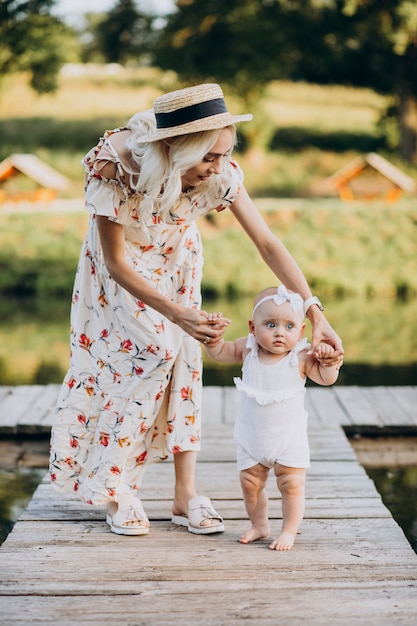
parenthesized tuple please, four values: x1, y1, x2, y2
(112, 501, 149, 528)
(188, 496, 223, 528)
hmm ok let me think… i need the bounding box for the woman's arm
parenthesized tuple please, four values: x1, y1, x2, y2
(229, 186, 344, 362)
(96, 216, 229, 344)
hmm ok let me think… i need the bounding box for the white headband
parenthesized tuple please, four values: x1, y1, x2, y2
(251, 285, 304, 319)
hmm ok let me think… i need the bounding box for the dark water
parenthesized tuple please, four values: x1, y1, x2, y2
(366, 467, 417, 554)
(0, 468, 45, 544)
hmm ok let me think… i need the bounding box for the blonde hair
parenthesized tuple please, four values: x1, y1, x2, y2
(125, 110, 237, 221)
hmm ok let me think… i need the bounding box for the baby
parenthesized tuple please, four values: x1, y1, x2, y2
(205, 285, 340, 550)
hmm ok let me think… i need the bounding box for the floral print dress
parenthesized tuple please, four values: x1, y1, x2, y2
(49, 128, 244, 505)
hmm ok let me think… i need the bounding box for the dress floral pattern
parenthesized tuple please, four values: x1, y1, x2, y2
(49, 128, 244, 505)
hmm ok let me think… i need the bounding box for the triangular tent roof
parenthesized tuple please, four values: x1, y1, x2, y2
(0, 154, 69, 190)
(328, 152, 415, 192)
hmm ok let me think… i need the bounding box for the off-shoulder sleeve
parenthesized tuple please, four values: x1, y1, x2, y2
(212, 159, 244, 212)
(83, 129, 140, 224)
(84, 176, 127, 221)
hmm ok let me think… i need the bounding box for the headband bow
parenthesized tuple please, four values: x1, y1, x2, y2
(251, 285, 304, 318)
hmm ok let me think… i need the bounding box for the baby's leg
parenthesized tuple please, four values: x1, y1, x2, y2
(270, 464, 306, 551)
(239, 463, 270, 544)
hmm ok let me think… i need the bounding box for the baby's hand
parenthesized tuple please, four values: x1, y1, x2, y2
(206, 311, 231, 327)
(315, 342, 335, 360)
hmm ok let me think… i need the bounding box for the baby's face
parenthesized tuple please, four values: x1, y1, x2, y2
(251, 300, 305, 355)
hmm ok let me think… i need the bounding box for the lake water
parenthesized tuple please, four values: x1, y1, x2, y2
(0, 295, 416, 386)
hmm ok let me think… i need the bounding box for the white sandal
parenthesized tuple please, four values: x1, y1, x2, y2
(106, 499, 150, 536)
(172, 496, 224, 535)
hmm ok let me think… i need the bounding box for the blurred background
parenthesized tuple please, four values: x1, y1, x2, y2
(0, 0, 416, 548)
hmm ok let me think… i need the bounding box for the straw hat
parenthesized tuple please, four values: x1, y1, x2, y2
(137, 83, 252, 143)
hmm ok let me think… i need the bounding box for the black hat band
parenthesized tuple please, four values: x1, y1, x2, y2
(155, 98, 228, 129)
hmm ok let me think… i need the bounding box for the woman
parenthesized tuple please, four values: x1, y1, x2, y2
(49, 83, 343, 536)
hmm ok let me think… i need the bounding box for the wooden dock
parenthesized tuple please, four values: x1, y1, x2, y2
(0, 385, 416, 625)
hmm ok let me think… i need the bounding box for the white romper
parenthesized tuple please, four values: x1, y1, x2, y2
(233, 336, 311, 471)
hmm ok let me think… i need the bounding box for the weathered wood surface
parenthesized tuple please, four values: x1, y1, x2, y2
(0, 386, 416, 625)
(1, 385, 417, 435)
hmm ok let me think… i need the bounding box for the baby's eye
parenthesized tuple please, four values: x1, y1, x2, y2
(286, 323, 294, 330)
(266, 322, 275, 328)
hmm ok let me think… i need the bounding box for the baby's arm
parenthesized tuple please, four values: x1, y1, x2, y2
(303, 342, 340, 386)
(204, 336, 247, 363)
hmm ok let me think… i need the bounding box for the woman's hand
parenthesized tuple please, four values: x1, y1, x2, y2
(173, 307, 231, 347)
(308, 313, 344, 368)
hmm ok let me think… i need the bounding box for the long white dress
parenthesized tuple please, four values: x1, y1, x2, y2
(49, 128, 244, 505)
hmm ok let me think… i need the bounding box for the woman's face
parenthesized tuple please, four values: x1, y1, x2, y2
(181, 127, 234, 191)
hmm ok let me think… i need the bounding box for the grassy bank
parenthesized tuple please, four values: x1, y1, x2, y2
(0, 199, 416, 300)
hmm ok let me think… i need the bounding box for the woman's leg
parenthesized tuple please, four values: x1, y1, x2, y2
(172, 451, 222, 529)
(239, 463, 270, 543)
(172, 450, 198, 513)
(270, 464, 306, 551)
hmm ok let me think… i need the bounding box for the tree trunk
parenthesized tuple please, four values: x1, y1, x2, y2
(398, 46, 417, 164)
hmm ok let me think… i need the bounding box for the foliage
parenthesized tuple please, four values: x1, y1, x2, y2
(0, 0, 73, 93)
(82, 0, 155, 65)
(2, 71, 412, 198)
(0, 212, 87, 297)
(154, 0, 417, 161)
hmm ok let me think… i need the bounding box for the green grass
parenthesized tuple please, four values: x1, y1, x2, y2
(0, 199, 415, 301)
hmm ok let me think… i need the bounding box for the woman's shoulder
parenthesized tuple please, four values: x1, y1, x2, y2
(99, 128, 133, 164)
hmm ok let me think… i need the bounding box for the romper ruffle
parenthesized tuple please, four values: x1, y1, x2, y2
(234, 336, 310, 405)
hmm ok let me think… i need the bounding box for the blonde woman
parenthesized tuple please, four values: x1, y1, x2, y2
(49, 84, 343, 536)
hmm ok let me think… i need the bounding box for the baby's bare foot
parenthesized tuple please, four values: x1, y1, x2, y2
(269, 531, 296, 551)
(238, 524, 270, 544)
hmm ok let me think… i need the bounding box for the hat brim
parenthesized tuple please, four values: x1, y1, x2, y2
(136, 112, 253, 143)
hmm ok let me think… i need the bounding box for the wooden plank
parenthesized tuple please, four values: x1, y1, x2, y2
(19, 473, 381, 518)
(1, 384, 416, 433)
(307, 387, 350, 427)
(361, 387, 413, 428)
(1, 586, 417, 626)
(333, 386, 382, 427)
(223, 386, 240, 424)
(16, 384, 60, 433)
(385, 386, 417, 426)
(1, 521, 415, 592)
(202, 385, 225, 423)
(0, 384, 416, 626)
(0, 385, 46, 433)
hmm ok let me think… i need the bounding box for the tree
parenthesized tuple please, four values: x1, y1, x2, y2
(0, 0, 71, 93)
(153, 0, 417, 163)
(92, 0, 155, 65)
